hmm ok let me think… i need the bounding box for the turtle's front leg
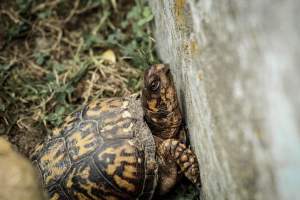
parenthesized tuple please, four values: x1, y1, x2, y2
(157, 138, 201, 190)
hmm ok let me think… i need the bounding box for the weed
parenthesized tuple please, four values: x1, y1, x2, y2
(0, 0, 156, 153)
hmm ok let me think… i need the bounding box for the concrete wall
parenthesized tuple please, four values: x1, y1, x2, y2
(149, 1, 300, 199)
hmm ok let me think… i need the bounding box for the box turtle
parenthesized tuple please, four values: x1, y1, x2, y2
(31, 64, 200, 200)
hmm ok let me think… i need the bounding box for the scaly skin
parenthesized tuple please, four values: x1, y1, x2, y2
(142, 64, 201, 195)
(159, 139, 200, 185)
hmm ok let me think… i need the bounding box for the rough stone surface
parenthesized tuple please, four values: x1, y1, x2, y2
(149, 1, 300, 200)
(0, 137, 46, 200)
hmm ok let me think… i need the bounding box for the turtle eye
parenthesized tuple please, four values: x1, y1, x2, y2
(149, 80, 160, 91)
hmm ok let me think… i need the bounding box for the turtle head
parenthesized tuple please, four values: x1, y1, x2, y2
(142, 64, 182, 139)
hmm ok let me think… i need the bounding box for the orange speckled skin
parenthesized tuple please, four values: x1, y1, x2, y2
(31, 64, 200, 200)
(142, 64, 200, 194)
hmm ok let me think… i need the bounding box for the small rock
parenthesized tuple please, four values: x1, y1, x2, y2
(0, 137, 46, 200)
(100, 49, 117, 64)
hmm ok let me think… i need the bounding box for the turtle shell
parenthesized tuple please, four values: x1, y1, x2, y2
(31, 94, 158, 200)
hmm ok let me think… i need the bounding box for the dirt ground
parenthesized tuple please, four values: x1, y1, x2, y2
(0, 1, 198, 199)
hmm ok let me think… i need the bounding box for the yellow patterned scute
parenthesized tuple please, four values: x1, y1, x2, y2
(84, 98, 124, 120)
(84, 97, 135, 140)
(30, 142, 45, 160)
(93, 140, 144, 197)
(66, 121, 100, 161)
(38, 138, 71, 186)
(51, 112, 79, 138)
(48, 185, 70, 200)
(63, 159, 128, 200)
(50, 193, 60, 200)
(99, 108, 134, 140)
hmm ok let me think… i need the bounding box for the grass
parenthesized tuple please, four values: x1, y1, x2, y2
(0, 0, 198, 199)
(0, 0, 157, 147)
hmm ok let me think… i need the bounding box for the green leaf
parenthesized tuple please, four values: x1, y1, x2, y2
(6, 21, 30, 41)
(37, 9, 52, 19)
(45, 105, 67, 126)
(0, 104, 5, 112)
(34, 52, 50, 65)
(137, 14, 153, 26)
(84, 34, 103, 49)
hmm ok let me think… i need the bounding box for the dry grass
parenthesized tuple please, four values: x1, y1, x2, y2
(0, 0, 156, 155)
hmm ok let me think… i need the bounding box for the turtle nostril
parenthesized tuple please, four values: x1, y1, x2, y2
(167, 69, 171, 74)
(165, 66, 171, 74)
